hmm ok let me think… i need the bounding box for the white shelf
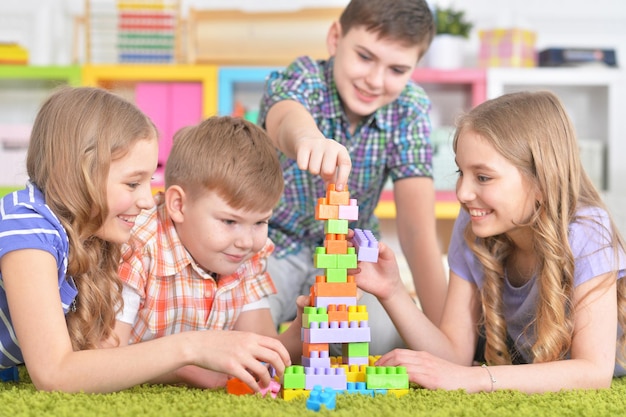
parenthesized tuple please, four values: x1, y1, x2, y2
(486, 67, 624, 192)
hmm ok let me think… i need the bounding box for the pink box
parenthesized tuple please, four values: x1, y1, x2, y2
(479, 28, 537, 67)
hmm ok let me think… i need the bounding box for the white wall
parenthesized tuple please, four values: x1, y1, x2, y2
(3, 0, 625, 68)
(2, 0, 625, 195)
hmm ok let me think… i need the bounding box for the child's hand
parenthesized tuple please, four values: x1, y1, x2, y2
(376, 349, 484, 393)
(295, 137, 351, 190)
(351, 242, 406, 303)
(193, 330, 291, 392)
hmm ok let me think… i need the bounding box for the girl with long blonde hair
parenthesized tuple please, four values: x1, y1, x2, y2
(0, 87, 290, 393)
(356, 90, 626, 393)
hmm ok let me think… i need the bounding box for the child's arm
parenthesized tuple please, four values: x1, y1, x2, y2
(357, 243, 617, 392)
(234, 296, 307, 364)
(265, 100, 351, 190)
(2, 249, 291, 394)
(393, 177, 448, 325)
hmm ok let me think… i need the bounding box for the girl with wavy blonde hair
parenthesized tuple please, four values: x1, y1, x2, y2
(0, 87, 290, 393)
(356, 90, 626, 393)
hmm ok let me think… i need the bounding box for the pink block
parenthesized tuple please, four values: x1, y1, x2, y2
(338, 199, 359, 221)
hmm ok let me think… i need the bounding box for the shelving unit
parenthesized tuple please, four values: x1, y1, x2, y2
(81, 64, 218, 184)
(486, 67, 622, 192)
(217, 66, 281, 117)
(0, 65, 82, 187)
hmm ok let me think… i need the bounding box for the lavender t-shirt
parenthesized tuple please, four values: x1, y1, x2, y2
(448, 207, 626, 376)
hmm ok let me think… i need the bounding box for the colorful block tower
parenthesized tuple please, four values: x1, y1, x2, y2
(281, 184, 409, 400)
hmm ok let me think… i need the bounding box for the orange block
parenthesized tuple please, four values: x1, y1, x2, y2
(226, 377, 254, 396)
(327, 304, 349, 322)
(326, 184, 350, 206)
(313, 281, 357, 297)
(303, 342, 329, 357)
(315, 197, 339, 220)
(325, 238, 348, 254)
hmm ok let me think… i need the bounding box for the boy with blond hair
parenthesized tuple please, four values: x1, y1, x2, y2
(115, 116, 301, 390)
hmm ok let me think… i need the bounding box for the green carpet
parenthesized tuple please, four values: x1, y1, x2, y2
(2, 367, 626, 417)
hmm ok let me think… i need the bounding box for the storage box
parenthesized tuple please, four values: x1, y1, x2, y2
(479, 28, 537, 67)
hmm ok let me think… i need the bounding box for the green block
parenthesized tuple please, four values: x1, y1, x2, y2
(342, 342, 369, 358)
(366, 366, 409, 390)
(303, 306, 329, 328)
(336, 253, 357, 269)
(324, 218, 348, 234)
(283, 365, 306, 389)
(314, 247, 338, 268)
(325, 268, 348, 282)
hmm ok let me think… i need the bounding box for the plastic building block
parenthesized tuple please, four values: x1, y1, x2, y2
(326, 184, 350, 206)
(303, 320, 371, 344)
(337, 364, 368, 382)
(313, 296, 357, 309)
(303, 306, 329, 328)
(303, 342, 330, 357)
(314, 247, 338, 269)
(315, 198, 339, 220)
(365, 366, 409, 390)
(326, 304, 350, 322)
(226, 377, 280, 398)
(313, 281, 357, 297)
(226, 377, 254, 395)
(336, 251, 357, 269)
(282, 389, 308, 401)
(338, 199, 359, 221)
(260, 380, 282, 398)
(0, 367, 18, 382)
(301, 350, 332, 368)
(306, 385, 337, 411)
(324, 268, 348, 283)
(348, 305, 369, 322)
(343, 381, 375, 397)
(283, 365, 306, 389)
(342, 342, 369, 358)
(353, 228, 379, 262)
(304, 367, 347, 390)
(325, 235, 348, 254)
(325, 218, 349, 234)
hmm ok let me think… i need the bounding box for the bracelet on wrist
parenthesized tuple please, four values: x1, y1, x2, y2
(481, 363, 496, 393)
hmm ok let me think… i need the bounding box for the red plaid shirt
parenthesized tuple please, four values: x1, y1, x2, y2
(118, 200, 276, 344)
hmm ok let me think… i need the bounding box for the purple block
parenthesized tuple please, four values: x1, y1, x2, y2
(304, 367, 347, 390)
(353, 228, 379, 262)
(302, 320, 371, 343)
(301, 350, 332, 368)
(314, 296, 357, 309)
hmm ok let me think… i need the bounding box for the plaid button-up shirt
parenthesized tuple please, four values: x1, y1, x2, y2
(118, 198, 276, 344)
(259, 56, 433, 258)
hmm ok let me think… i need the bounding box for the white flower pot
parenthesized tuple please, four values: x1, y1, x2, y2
(425, 34, 466, 69)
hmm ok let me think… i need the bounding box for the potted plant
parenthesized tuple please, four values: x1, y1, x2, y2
(434, 6, 473, 39)
(426, 6, 473, 69)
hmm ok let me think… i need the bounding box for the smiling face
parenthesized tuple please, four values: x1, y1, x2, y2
(168, 188, 273, 277)
(455, 129, 539, 246)
(327, 23, 421, 131)
(95, 137, 158, 244)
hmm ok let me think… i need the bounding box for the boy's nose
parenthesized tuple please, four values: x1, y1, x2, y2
(365, 65, 384, 88)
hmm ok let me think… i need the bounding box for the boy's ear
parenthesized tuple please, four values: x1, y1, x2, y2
(165, 185, 186, 223)
(326, 21, 342, 56)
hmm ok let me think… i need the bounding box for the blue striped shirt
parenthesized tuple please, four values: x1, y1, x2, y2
(259, 56, 433, 257)
(0, 182, 77, 369)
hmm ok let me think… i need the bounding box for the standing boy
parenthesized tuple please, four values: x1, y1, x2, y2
(258, 0, 447, 353)
(115, 116, 302, 389)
